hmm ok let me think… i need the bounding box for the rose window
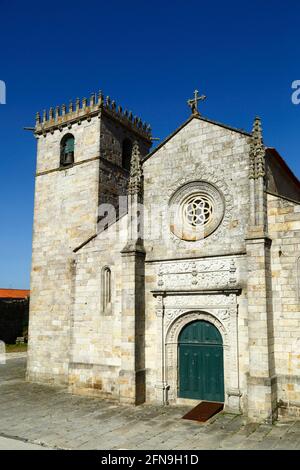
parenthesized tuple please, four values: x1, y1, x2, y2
(169, 181, 225, 241)
(182, 195, 213, 228)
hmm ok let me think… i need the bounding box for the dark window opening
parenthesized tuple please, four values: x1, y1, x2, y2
(60, 134, 75, 166)
(122, 138, 132, 171)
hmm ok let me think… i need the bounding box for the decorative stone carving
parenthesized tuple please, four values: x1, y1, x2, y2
(217, 308, 231, 324)
(191, 261, 198, 285)
(249, 117, 265, 180)
(166, 167, 234, 247)
(165, 309, 185, 325)
(157, 264, 164, 287)
(156, 258, 238, 289)
(157, 259, 229, 274)
(166, 311, 228, 345)
(128, 141, 143, 196)
(163, 294, 236, 308)
(229, 259, 237, 284)
(164, 307, 234, 330)
(163, 307, 241, 410)
(169, 181, 224, 241)
(154, 295, 164, 318)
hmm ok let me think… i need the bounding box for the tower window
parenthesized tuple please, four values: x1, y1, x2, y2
(60, 134, 75, 166)
(122, 138, 132, 171)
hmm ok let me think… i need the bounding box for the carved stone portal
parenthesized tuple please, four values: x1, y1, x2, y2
(154, 293, 241, 413)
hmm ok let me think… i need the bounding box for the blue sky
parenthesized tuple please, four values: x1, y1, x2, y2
(0, 0, 299, 288)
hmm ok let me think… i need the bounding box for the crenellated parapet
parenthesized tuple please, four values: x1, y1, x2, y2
(35, 91, 152, 140)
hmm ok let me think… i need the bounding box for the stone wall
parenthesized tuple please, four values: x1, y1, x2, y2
(268, 193, 300, 416)
(69, 216, 127, 398)
(98, 114, 150, 215)
(144, 256, 249, 414)
(28, 105, 300, 421)
(28, 106, 151, 387)
(143, 118, 251, 260)
(27, 117, 101, 385)
(142, 117, 251, 412)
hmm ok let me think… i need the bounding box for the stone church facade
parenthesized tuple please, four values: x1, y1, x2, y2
(27, 90, 300, 423)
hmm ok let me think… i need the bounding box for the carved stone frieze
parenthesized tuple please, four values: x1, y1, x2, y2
(163, 293, 236, 308)
(156, 258, 237, 289)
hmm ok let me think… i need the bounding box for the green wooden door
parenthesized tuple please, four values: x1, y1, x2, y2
(178, 320, 225, 402)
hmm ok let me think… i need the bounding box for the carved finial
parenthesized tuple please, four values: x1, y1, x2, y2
(55, 106, 60, 120)
(252, 116, 263, 144)
(106, 96, 111, 107)
(69, 100, 73, 113)
(49, 107, 54, 120)
(76, 98, 80, 111)
(62, 104, 66, 116)
(90, 93, 95, 107)
(111, 100, 116, 111)
(35, 112, 41, 125)
(128, 111, 133, 121)
(118, 105, 122, 115)
(98, 90, 104, 105)
(82, 97, 87, 108)
(187, 89, 206, 115)
(42, 109, 47, 122)
(250, 116, 265, 179)
(128, 141, 143, 196)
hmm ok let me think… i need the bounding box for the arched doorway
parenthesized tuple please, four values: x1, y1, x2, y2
(178, 320, 225, 402)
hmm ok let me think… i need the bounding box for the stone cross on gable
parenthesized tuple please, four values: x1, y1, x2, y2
(187, 89, 206, 115)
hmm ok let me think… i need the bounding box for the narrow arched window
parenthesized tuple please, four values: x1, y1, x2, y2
(102, 266, 111, 313)
(60, 134, 75, 166)
(122, 138, 132, 171)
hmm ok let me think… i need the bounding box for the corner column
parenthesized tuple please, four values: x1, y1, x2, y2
(120, 247, 146, 404)
(119, 141, 146, 405)
(246, 117, 277, 422)
(246, 234, 277, 422)
(153, 293, 169, 404)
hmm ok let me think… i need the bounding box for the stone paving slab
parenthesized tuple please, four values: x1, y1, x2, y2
(0, 435, 50, 450)
(0, 357, 300, 450)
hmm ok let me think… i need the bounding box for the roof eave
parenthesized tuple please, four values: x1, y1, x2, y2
(266, 147, 300, 190)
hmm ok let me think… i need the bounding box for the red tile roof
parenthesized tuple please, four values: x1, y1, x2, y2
(0, 289, 30, 299)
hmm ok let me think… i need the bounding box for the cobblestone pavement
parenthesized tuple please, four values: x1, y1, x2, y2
(0, 356, 300, 450)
